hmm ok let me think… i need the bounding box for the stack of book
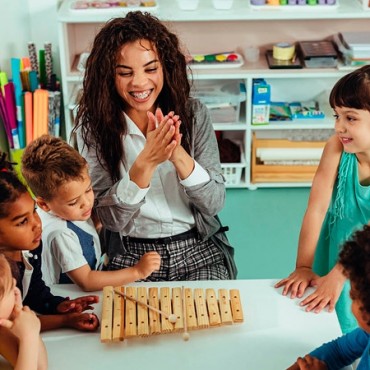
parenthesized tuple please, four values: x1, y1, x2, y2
(334, 31, 370, 67)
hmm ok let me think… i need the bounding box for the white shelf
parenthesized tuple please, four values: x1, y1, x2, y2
(57, 0, 370, 189)
(252, 121, 334, 130)
(58, 0, 368, 22)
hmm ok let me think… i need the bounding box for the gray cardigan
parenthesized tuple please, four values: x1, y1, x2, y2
(77, 98, 237, 279)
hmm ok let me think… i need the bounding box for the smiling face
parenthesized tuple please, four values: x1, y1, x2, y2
(0, 192, 42, 252)
(114, 39, 164, 126)
(37, 167, 94, 222)
(334, 106, 370, 155)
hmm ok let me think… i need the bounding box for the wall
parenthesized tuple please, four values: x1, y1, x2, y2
(220, 188, 310, 279)
(0, 0, 60, 78)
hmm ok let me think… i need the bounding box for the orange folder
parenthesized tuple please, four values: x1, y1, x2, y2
(24, 91, 33, 144)
(33, 89, 48, 139)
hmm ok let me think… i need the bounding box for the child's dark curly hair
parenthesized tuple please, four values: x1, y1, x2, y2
(0, 152, 28, 219)
(339, 225, 370, 320)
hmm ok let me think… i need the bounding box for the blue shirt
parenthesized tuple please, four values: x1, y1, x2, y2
(310, 328, 370, 369)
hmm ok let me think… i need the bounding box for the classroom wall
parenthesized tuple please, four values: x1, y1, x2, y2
(220, 188, 310, 279)
(0, 0, 60, 78)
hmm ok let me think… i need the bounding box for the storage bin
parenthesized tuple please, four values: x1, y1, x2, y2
(220, 140, 245, 186)
(222, 164, 244, 185)
(192, 81, 245, 124)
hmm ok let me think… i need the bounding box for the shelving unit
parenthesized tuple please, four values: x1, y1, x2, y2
(57, 0, 370, 189)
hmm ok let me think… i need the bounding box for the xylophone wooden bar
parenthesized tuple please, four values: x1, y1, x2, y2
(101, 286, 244, 343)
(184, 287, 198, 330)
(100, 286, 113, 343)
(206, 289, 222, 327)
(137, 287, 149, 337)
(160, 288, 173, 333)
(148, 287, 161, 335)
(112, 286, 124, 341)
(172, 287, 184, 332)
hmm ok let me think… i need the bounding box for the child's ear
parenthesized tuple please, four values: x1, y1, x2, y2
(36, 197, 50, 212)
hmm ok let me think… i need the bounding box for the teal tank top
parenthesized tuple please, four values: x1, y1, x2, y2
(314, 152, 370, 333)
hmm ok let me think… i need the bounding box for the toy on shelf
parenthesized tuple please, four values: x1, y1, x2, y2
(70, 0, 157, 11)
(188, 52, 244, 69)
(250, 0, 338, 9)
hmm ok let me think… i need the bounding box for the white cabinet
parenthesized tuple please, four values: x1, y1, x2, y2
(57, 0, 370, 189)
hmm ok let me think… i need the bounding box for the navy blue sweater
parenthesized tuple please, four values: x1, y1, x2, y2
(16, 243, 66, 314)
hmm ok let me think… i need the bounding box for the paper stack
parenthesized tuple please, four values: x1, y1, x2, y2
(334, 32, 370, 67)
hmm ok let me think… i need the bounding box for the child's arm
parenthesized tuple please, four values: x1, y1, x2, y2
(275, 136, 342, 297)
(0, 305, 47, 370)
(288, 328, 368, 370)
(286, 355, 327, 370)
(67, 251, 161, 291)
(38, 312, 99, 332)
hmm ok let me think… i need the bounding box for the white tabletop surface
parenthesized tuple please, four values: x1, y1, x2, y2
(0, 279, 349, 370)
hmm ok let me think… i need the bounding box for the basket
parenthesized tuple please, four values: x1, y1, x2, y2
(222, 164, 244, 186)
(221, 140, 245, 186)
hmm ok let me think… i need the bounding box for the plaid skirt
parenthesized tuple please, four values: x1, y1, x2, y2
(107, 229, 229, 281)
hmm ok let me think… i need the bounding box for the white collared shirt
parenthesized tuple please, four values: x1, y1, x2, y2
(115, 114, 210, 238)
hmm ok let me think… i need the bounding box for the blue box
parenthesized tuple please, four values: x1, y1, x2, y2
(252, 79, 271, 125)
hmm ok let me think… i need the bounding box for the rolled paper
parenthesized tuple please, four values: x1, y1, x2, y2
(28, 42, 38, 75)
(44, 42, 53, 86)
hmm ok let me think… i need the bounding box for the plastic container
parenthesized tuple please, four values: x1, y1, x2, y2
(177, 0, 199, 10)
(212, 0, 234, 9)
(192, 80, 245, 123)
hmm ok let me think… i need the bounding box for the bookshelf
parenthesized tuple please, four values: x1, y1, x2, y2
(57, 0, 370, 189)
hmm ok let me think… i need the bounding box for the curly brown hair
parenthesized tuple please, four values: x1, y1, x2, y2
(74, 11, 193, 182)
(339, 224, 370, 321)
(21, 134, 88, 201)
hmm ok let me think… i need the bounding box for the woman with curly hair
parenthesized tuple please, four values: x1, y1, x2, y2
(74, 11, 237, 281)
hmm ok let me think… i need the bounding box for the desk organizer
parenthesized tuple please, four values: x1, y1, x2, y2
(251, 134, 325, 183)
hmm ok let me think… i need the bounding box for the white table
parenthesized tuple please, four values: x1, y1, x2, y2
(0, 280, 350, 370)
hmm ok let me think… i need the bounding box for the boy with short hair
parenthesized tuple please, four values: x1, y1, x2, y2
(287, 224, 370, 370)
(21, 135, 160, 291)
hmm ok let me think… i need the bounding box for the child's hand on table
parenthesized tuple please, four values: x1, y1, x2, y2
(275, 267, 319, 299)
(286, 355, 328, 370)
(57, 295, 99, 313)
(64, 312, 99, 331)
(299, 268, 346, 314)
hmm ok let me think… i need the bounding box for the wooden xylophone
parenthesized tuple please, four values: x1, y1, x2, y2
(101, 285, 244, 343)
